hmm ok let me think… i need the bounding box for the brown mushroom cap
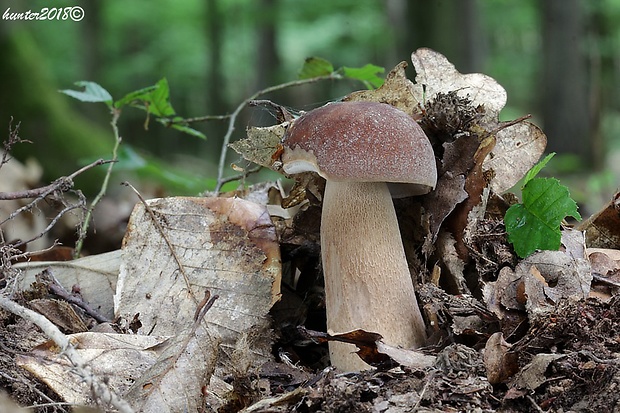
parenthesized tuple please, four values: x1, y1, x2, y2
(281, 101, 437, 194)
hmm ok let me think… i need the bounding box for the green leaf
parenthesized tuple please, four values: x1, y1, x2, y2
(298, 57, 334, 79)
(146, 78, 176, 117)
(505, 177, 581, 258)
(523, 152, 555, 186)
(158, 117, 206, 140)
(114, 85, 159, 109)
(342, 64, 385, 89)
(60, 81, 113, 106)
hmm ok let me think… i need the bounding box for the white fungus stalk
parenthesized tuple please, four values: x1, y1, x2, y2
(321, 180, 426, 371)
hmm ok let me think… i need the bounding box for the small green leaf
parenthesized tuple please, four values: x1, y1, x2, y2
(298, 57, 334, 79)
(60, 81, 113, 106)
(162, 118, 206, 140)
(342, 64, 385, 89)
(114, 85, 159, 109)
(505, 177, 581, 258)
(523, 152, 556, 186)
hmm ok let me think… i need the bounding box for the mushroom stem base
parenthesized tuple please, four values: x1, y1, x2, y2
(321, 180, 426, 371)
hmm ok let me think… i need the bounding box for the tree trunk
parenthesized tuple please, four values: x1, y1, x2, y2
(392, 0, 484, 73)
(540, 0, 591, 165)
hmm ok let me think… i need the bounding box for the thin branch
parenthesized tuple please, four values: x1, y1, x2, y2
(0, 296, 135, 413)
(0, 158, 111, 201)
(160, 114, 231, 126)
(74, 109, 123, 257)
(215, 73, 342, 192)
(43, 268, 111, 323)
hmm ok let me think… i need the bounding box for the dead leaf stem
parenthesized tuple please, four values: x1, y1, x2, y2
(122, 181, 198, 304)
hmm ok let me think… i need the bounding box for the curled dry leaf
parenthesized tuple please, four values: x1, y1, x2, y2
(343, 61, 420, 117)
(299, 327, 435, 370)
(116, 197, 281, 359)
(484, 332, 519, 384)
(410, 48, 546, 194)
(411, 47, 507, 125)
(230, 123, 288, 170)
(577, 191, 620, 249)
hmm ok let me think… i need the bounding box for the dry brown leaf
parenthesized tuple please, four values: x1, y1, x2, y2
(16, 332, 165, 405)
(230, 123, 288, 170)
(410, 48, 546, 194)
(28, 298, 88, 333)
(484, 332, 518, 384)
(343, 61, 420, 117)
(518, 250, 591, 317)
(483, 121, 547, 193)
(511, 353, 564, 390)
(577, 191, 620, 249)
(125, 296, 220, 413)
(115, 197, 281, 359)
(411, 48, 507, 126)
(15, 250, 120, 320)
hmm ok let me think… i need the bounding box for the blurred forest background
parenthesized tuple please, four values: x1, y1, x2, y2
(1, 0, 620, 213)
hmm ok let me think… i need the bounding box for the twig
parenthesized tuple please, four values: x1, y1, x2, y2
(412, 371, 434, 412)
(43, 268, 111, 324)
(215, 73, 342, 193)
(0, 295, 135, 413)
(121, 181, 198, 304)
(74, 108, 123, 257)
(215, 165, 263, 189)
(0, 158, 111, 201)
(160, 114, 230, 126)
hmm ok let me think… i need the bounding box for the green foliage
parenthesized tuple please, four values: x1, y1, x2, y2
(298, 57, 384, 89)
(342, 64, 384, 89)
(59, 81, 113, 105)
(504, 153, 581, 258)
(298, 57, 334, 79)
(60, 79, 206, 139)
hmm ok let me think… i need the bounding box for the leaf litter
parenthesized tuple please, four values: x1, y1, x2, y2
(3, 48, 620, 412)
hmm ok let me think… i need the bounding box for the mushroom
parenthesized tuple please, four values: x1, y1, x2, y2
(279, 101, 437, 371)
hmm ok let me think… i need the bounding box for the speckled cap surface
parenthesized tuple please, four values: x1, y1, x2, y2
(281, 101, 437, 192)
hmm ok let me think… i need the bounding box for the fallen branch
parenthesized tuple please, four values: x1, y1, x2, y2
(0, 295, 135, 413)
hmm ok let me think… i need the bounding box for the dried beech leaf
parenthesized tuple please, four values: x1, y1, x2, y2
(16, 333, 166, 405)
(411, 48, 506, 125)
(484, 332, 518, 384)
(28, 299, 88, 333)
(577, 192, 620, 249)
(15, 250, 120, 320)
(517, 250, 591, 317)
(300, 327, 435, 370)
(484, 122, 547, 193)
(230, 123, 287, 169)
(410, 48, 546, 194)
(126, 306, 220, 413)
(343, 61, 420, 117)
(116, 197, 281, 359)
(511, 353, 564, 390)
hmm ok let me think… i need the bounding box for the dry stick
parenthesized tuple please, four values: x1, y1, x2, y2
(0, 158, 111, 201)
(0, 296, 135, 413)
(214, 73, 342, 193)
(43, 268, 111, 324)
(121, 181, 198, 304)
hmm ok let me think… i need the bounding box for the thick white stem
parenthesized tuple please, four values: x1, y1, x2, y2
(321, 180, 426, 371)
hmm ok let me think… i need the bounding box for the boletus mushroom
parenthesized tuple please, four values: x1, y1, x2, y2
(279, 101, 438, 371)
